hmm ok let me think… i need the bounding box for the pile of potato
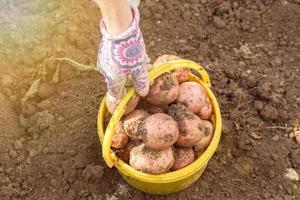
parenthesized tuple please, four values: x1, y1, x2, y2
(106, 58, 214, 175)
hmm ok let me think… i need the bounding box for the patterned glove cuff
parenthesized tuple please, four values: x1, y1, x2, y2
(100, 6, 140, 41)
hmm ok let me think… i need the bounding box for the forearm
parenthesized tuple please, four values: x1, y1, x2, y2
(95, 0, 133, 35)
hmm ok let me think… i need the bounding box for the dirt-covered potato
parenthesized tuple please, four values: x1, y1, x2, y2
(194, 149, 205, 159)
(130, 144, 174, 175)
(197, 96, 213, 120)
(153, 55, 180, 66)
(111, 122, 129, 149)
(116, 140, 141, 163)
(123, 110, 150, 141)
(171, 68, 189, 83)
(106, 95, 140, 115)
(138, 99, 167, 114)
(177, 82, 208, 114)
(194, 120, 214, 152)
(139, 113, 179, 150)
(168, 103, 205, 147)
(124, 95, 140, 115)
(153, 54, 189, 83)
(171, 147, 195, 171)
(146, 73, 180, 106)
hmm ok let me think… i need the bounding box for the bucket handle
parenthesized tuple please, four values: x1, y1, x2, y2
(102, 59, 211, 167)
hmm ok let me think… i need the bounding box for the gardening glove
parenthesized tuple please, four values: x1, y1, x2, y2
(96, 6, 149, 111)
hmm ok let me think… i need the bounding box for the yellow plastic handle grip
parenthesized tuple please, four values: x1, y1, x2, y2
(102, 59, 211, 167)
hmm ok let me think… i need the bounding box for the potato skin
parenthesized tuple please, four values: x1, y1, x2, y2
(138, 99, 167, 114)
(197, 96, 213, 120)
(124, 95, 140, 115)
(111, 122, 129, 149)
(194, 120, 214, 152)
(116, 140, 141, 163)
(130, 144, 174, 175)
(153, 54, 189, 83)
(140, 113, 179, 150)
(106, 95, 140, 115)
(176, 113, 206, 147)
(153, 55, 180, 67)
(177, 82, 208, 114)
(168, 104, 205, 147)
(171, 68, 189, 83)
(147, 73, 180, 106)
(171, 147, 195, 171)
(123, 110, 150, 141)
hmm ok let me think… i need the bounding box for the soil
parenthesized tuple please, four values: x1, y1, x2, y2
(159, 73, 176, 91)
(0, 0, 300, 200)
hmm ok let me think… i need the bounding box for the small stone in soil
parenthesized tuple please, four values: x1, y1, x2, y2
(14, 140, 23, 150)
(272, 135, 280, 141)
(285, 168, 299, 181)
(270, 57, 282, 67)
(213, 16, 226, 29)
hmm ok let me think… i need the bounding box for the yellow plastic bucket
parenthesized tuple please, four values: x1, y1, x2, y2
(97, 59, 222, 194)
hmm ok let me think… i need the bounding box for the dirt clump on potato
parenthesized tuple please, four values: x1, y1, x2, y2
(123, 109, 150, 141)
(168, 103, 189, 121)
(194, 120, 214, 152)
(160, 74, 176, 90)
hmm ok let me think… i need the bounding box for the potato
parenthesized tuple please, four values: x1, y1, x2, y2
(139, 113, 179, 150)
(146, 73, 180, 106)
(106, 95, 140, 115)
(111, 122, 129, 149)
(197, 96, 213, 120)
(138, 99, 167, 114)
(171, 147, 195, 171)
(177, 82, 208, 114)
(153, 55, 180, 67)
(153, 54, 189, 83)
(168, 103, 205, 147)
(124, 95, 140, 115)
(171, 68, 189, 83)
(123, 110, 150, 141)
(194, 120, 214, 152)
(116, 140, 141, 163)
(194, 149, 205, 159)
(130, 144, 174, 175)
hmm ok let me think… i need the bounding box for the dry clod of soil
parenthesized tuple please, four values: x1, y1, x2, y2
(14, 140, 23, 150)
(271, 135, 280, 141)
(37, 82, 56, 99)
(0, 74, 14, 88)
(260, 104, 279, 121)
(270, 57, 283, 67)
(82, 165, 104, 182)
(213, 16, 226, 29)
(291, 148, 300, 166)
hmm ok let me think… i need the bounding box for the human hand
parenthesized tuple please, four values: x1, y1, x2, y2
(97, 7, 149, 112)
